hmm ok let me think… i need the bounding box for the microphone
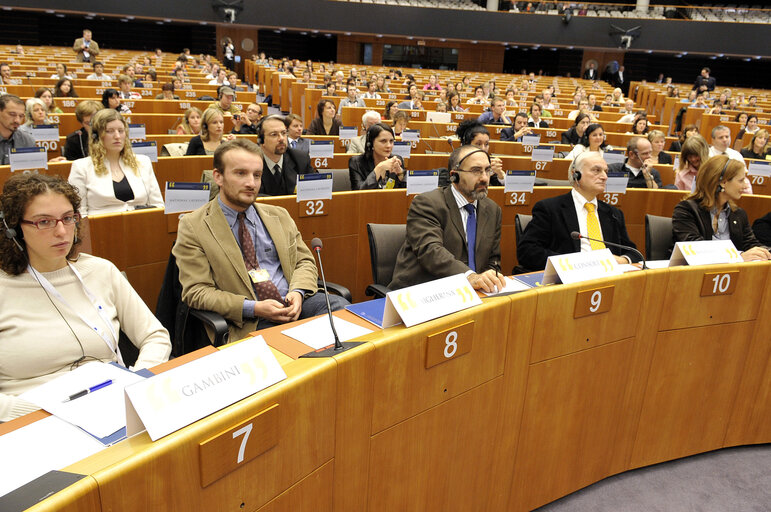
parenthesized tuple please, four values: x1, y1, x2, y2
(312, 237, 341, 349)
(300, 237, 363, 358)
(570, 231, 647, 269)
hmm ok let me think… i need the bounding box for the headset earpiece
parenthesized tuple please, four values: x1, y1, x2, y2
(1, 210, 24, 251)
(450, 171, 459, 184)
(0, 211, 16, 240)
(569, 159, 582, 182)
(91, 130, 99, 142)
(256, 118, 265, 144)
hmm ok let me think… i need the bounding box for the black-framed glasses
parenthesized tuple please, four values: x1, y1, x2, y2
(21, 213, 80, 230)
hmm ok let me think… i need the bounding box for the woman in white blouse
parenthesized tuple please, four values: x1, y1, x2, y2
(68, 109, 164, 217)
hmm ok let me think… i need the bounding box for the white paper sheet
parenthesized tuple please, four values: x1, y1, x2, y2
(0, 416, 105, 498)
(482, 276, 532, 296)
(20, 362, 144, 439)
(281, 316, 374, 350)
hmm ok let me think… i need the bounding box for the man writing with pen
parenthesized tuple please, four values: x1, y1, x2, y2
(389, 145, 506, 293)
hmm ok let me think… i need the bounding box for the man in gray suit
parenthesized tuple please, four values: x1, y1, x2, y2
(389, 145, 506, 292)
(347, 110, 381, 154)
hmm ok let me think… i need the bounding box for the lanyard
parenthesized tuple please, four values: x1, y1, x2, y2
(29, 263, 124, 366)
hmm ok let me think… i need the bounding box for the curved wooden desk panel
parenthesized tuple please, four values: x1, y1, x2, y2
(11, 199, 767, 512)
(64, 358, 338, 512)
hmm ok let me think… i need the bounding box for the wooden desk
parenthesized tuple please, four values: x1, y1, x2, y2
(12, 262, 769, 512)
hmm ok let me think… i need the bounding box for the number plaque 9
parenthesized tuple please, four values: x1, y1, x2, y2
(574, 285, 614, 318)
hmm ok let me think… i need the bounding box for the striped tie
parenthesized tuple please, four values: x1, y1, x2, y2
(584, 203, 606, 250)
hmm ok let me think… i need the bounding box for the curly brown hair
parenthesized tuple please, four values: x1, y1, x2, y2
(1, 173, 82, 275)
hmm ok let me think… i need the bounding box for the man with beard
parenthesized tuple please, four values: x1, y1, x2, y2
(0, 95, 35, 165)
(173, 139, 347, 341)
(257, 115, 315, 196)
(517, 151, 640, 271)
(389, 145, 506, 292)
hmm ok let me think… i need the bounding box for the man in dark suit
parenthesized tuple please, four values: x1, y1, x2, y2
(285, 114, 310, 154)
(583, 62, 598, 81)
(500, 112, 532, 142)
(389, 145, 506, 292)
(258, 115, 315, 196)
(693, 67, 716, 92)
(612, 65, 627, 94)
(517, 152, 641, 271)
(607, 136, 663, 189)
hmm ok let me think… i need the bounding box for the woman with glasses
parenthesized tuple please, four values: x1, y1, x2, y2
(0, 173, 171, 421)
(68, 109, 164, 216)
(348, 123, 406, 190)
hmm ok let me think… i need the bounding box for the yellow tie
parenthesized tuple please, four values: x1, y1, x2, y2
(584, 203, 606, 250)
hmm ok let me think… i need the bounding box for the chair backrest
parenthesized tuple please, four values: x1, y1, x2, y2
(367, 223, 407, 287)
(161, 142, 189, 157)
(515, 214, 533, 246)
(645, 214, 674, 260)
(330, 168, 352, 192)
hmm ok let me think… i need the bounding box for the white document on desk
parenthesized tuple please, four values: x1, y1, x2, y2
(0, 415, 105, 498)
(282, 315, 374, 350)
(482, 276, 532, 296)
(20, 362, 144, 439)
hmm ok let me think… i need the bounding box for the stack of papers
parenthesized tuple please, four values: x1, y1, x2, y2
(20, 362, 145, 440)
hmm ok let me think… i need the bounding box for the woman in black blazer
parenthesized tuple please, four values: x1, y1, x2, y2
(672, 155, 770, 261)
(307, 99, 342, 136)
(348, 123, 405, 190)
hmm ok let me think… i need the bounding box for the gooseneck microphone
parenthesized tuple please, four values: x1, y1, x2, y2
(312, 237, 341, 350)
(570, 231, 647, 269)
(300, 237, 363, 358)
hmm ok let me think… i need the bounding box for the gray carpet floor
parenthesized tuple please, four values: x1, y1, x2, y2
(536, 444, 771, 512)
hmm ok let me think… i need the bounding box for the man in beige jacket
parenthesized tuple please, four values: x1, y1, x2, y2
(173, 139, 347, 341)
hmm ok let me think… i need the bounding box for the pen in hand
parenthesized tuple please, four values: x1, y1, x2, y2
(62, 379, 114, 403)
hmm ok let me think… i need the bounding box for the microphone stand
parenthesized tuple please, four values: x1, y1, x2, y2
(300, 238, 364, 358)
(571, 231, 647, 269)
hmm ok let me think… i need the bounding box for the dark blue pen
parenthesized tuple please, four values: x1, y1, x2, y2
(62, 379, 114, 402)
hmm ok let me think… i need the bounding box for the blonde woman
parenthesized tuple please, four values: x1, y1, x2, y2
(68, 109, 164, 216)
(648, 130, 672, 165)
(176, 106, 202, 135)
(185, 108, 235, 155)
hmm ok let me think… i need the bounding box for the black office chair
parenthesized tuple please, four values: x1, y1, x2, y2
(645, 214, 675, 260)
(156, 244, 352, 357)
(156, 248, 230, 357)
(513, 214, 533, 274)
(366, 223, 406, 298)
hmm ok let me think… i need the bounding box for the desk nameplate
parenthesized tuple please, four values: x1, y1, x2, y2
(425, 321, 474, 369)
(198, 404, 279, 487)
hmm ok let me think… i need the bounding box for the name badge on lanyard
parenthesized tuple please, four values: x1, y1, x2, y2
(29, 263, 123, 366)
